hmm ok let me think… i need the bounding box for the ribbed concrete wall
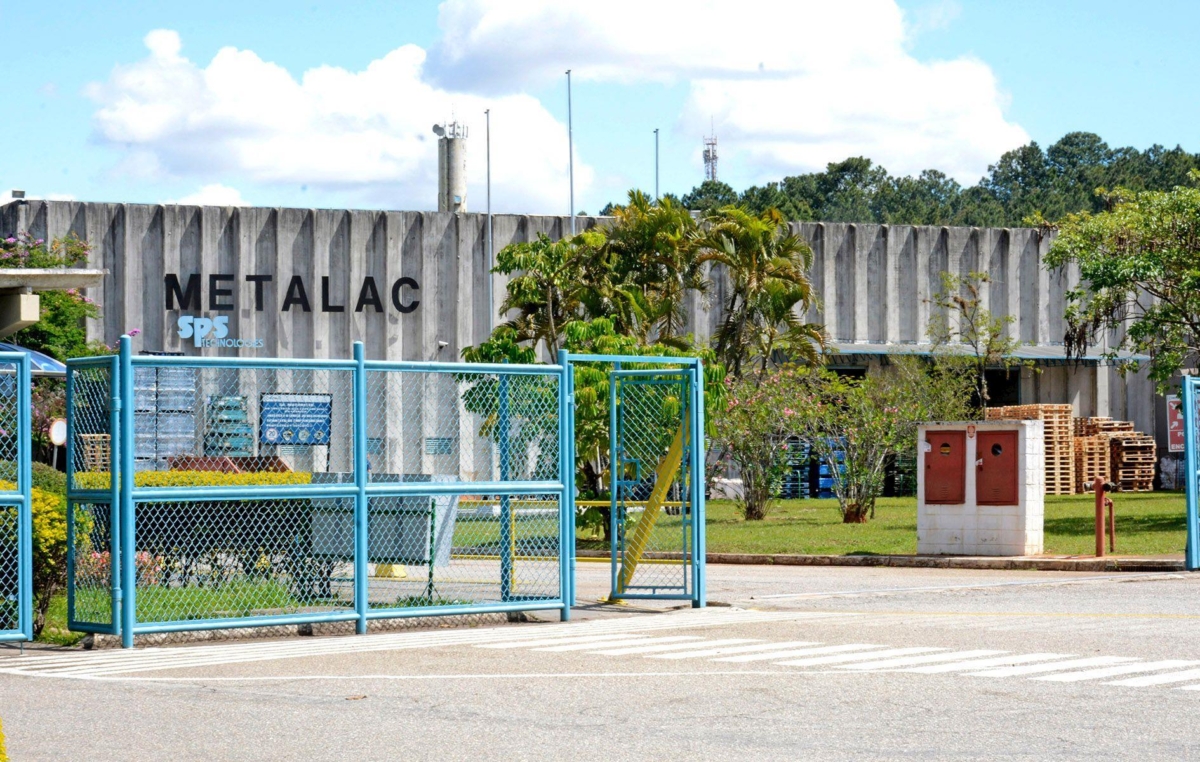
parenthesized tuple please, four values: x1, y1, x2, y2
(0, 200, 1159, 441)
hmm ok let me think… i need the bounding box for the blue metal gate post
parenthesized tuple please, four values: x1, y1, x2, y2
(692, 362, 706, 607)
(1185, 378, 1199, 571)
(568, 355, 577, 606)
(16, 353, 32, 640)
(353, 342, 369, 633)
(118, 336, 136, 647)
(608, 362, 621, 600)
(498, 367, 512, 602)
(557, 350, 571, 621)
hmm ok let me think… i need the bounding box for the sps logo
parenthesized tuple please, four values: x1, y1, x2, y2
(177, 316, 264, 348)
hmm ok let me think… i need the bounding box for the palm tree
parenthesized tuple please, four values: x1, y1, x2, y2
(697, 206, 823, 378)
(603, 190, 704, 346)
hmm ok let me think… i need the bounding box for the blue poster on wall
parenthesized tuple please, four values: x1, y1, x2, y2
(260, 393, 332, 446)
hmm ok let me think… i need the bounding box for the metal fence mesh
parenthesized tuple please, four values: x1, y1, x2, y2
(70, 501, 114, 626)
(133, 497, 357, 624)
(132, 365, 356, 480)
(366, 493, 561, 610)
(617, 375, 692, 594)
(0, 503, 17, 632)
(0, 360, 20, 489)
(69, 362, 114, 492)
(365, 370, 560, 483)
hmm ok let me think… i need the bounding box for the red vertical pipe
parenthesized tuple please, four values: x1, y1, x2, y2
(1094, 477, 1106, 558)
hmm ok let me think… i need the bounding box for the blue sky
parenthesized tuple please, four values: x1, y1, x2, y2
(1, 1, 1196, 215)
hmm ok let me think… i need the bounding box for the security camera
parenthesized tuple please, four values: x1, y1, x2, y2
(438, 340, 449, 349)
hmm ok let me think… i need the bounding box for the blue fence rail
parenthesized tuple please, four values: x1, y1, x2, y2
(1185, 376, 1199, 571)
(67, 337, 571, 647)
(0, 352, 32, 642)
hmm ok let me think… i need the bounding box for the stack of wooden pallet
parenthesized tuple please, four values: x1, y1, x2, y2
(1073, 435, 1110, 493)
(1075, 416, 1135, 437)
(1109, 433, 1156, 492)
(985, 404, 1076, 495)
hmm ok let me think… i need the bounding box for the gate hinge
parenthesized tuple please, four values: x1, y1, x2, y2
(111, 396, 122, 412)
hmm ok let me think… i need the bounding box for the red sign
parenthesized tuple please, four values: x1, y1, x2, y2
(1167, 394, 1185, 453)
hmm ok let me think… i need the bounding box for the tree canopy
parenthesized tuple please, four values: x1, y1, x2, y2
(1045, 178, 1200, 386)
(604, 132, 1200, 228)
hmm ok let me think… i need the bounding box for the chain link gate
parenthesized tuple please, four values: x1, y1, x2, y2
(0, 352, 32, 642)
(1185, 377, 1200, 571)
(67, 338, 572, 647)
(562, 353, 706, 608)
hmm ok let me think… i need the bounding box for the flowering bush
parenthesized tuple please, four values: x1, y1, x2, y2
(0, 231, 108, 361)
(713, 357, 975, 523)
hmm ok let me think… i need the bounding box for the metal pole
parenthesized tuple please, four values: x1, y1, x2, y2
(498, 367, 512, 602)
(353, 341, 368, 634)
(693, 361, 706, 608)
(119, 336, 136, 648)
(1184, 378, 1199, 570)
(567, 69, 575, 234)
(609, 362, 620, 599)
(16, 353, 31, 640)
(654, 128, 659, 202)
(557, 349, 571, 621)
(485, 108, 494, 327)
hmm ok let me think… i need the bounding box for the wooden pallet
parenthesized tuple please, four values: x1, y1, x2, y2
(1072, 416, 1136, 438)
(987, 404, 1075, 495)
(1073, 435, 1110, 493)
(1110, 433, 1156, 492)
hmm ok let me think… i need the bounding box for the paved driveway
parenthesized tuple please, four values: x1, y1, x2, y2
(2, 564, 1198, 760)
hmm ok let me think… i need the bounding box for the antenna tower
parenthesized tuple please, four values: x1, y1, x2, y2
(703, 129, 718, 182)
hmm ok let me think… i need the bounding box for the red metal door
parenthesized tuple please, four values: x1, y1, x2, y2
(924, 430, 966, 504)
(977, 430, 1019, 505)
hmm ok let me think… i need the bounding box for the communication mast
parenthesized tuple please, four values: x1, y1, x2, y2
(433, 120, 468, 213)
(703, 131, 718, 183)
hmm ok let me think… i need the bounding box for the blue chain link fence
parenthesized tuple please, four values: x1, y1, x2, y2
(0, 352, 32, 642)
(67, 338, 571, 647)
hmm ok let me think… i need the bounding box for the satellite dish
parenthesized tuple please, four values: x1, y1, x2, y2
(432, 124, 445, 137)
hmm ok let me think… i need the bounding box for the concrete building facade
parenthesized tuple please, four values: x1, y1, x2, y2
(0, 199, 1164, 447)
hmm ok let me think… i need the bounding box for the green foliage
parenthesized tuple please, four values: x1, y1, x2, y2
(927, 271, 1029, 403)
(697, 206, 822, 378)
(74, 470, 313, 490)
(0, 477, 74, 636)
(655, 133, 1200, 228)
(0, 232, 108, 361)
(681, 180, 738, 212)
(715, 359, 973, 523)
(31, 462, 66, 497)
(1045, 180, 1200, 386)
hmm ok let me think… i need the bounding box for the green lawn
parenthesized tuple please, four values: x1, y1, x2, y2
(701, 492, 1187, 557)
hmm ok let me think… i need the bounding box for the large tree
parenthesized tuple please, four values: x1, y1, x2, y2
(697, 206, 823, 378)
(1045, 178, 1200, 386)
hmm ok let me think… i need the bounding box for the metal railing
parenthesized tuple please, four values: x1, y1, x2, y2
(0, 352, 32, 642)
(67, 337, 571, 647)
(1185, 377, 1199, 571)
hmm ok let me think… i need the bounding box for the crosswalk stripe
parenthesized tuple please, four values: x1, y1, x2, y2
(713, 644, 887, 663)
(477, 634, 654, 650)
(902, 653, 1074, 674)
(590, 639, 761, 656)
(776, 647, 944, 668)
(532, 637, 703, 653)
(1107, 668, 1200, 688)
(1032, 660, 1200, 683)
(966, 656, 1138, 678)
(646, 641, 820, 660)
(837, 650, 1006, 671)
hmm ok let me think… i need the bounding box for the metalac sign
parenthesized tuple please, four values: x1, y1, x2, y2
(260, 393, 332, 446)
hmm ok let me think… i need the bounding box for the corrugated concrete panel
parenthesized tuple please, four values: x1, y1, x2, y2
(0, 200, 1159, 441)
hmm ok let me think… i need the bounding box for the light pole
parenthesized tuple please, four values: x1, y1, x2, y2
(567, 69, 575, 234)
(485, 108, 493, 326)
(654, 128, 659, 202)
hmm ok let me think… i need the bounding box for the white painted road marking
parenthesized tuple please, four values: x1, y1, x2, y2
(1032, 660, 1200, 683)
(713, 644, 887, 663)
(903, 653, 1073, 674)
(591, 639, 761, 656)
(776, 647, 945, 667)
(837, 650, 1006, 670)
(1110, 668, 1200, 687)
(967, 656, 1138, 677)
(647, 641, 820, 660)
(533, 636, 707, 652)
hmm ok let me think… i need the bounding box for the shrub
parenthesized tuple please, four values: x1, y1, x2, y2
(74, 470, 313, 490)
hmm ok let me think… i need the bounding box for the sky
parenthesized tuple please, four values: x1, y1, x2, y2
(0, 0, 1196, 216)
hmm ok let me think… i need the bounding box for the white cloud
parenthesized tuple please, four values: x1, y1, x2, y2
(428, 0, 1027, 183)
(170, 183, 248, 206)
(86, 29, 591, 214)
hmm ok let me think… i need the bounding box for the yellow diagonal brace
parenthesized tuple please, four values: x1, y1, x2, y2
(618, 419, 686, 593)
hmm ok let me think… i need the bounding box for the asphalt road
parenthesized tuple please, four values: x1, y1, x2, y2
(3, 564, 1199, 761)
